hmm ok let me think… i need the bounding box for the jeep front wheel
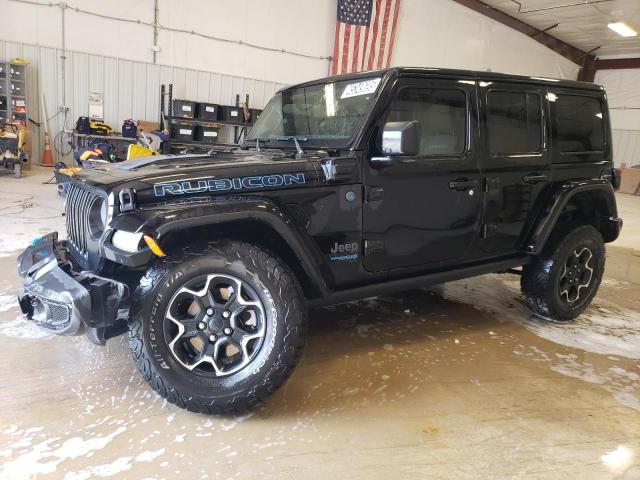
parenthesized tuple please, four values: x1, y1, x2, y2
(521, 224, 605, 321)
(128, 241, 307, 414)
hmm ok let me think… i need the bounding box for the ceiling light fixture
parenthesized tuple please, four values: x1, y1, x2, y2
(608, 22, 638, 38)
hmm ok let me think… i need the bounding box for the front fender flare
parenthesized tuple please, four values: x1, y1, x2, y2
(111, 196, 332, 298)
(525, 179, 622, 255)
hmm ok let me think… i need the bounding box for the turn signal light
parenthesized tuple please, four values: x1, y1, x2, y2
(143, 235, 166, 257)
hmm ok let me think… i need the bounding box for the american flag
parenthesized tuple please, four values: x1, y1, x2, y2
(331, 0, 401, 75)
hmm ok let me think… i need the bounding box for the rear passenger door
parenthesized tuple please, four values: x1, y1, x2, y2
(478, 82, 550, 253)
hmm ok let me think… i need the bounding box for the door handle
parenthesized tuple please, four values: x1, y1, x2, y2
(522, 174, 548, 184)
(370, 156, 394, 168)
(448, 178, 478, 191)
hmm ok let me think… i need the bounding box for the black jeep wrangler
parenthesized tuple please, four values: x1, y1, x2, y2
(17, 68, 622, 413)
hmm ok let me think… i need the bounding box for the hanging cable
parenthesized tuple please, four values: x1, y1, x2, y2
(5, 0, 332, 62)
(508, 0, 615, 14)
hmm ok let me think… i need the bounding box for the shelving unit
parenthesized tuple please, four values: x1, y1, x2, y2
(160, 85, 253, 154)
(0, 62, 28, 128)
(164, 115, 248, 151)
(0, 63, 8, 127)
(8, 63, 28, 124)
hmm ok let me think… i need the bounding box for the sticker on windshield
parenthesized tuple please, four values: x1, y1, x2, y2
(340, 78, 381, 99)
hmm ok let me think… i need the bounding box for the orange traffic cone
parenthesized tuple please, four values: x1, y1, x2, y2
(42, 131, 53, 166)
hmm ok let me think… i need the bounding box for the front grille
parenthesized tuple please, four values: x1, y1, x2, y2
(65, 182, 101, 258)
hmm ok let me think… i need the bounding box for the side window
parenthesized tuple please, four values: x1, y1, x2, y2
(554, 95, 605, 153)
(487, 91, 542, 154)
(386, 87, 467, 156)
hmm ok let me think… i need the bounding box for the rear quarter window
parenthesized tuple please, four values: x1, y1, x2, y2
(553, 94, 605, 153)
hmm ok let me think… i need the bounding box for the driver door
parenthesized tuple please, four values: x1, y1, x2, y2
(362, 77, 481, 273)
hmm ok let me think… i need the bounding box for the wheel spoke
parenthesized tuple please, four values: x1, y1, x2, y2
(180, 318, 202, 338)
(199, 291, 214, 308)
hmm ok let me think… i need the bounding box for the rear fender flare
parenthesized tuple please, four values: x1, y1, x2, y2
(525, 179, 621, 255)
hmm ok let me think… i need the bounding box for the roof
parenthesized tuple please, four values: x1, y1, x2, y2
(284, 67, 604, 92)
(482, 0, 640, 58)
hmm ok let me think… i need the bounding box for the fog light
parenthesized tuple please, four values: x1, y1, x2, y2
(112, 230, 143, 253)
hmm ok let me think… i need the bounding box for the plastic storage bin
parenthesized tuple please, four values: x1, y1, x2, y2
(250, 109, 263, 124)
(196, 103, 219, 121)
(195, 125, 220, 144)
(171, 122, 195, 141)
(219, 105, 243, 124)
(172, 99, 196, 119)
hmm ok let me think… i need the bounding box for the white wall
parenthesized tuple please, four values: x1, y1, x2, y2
(3, 0, 581, 86)
(596, 69, 640, 131)
(0, 39, 288, 164)
(595, 69, 640, 167)
(2, 0, 335, 85)
(392, 0, 580, 80)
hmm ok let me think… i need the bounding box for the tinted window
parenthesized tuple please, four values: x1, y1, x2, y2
(386, 88, 467, 156)
(487, 91, 542, 154)
(555, 95, 604, 152)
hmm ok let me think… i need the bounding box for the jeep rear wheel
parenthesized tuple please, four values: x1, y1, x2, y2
(128, 241, 307, 414)
(521, 224, 605, 321)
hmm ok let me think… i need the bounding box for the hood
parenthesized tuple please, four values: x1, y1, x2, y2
(74, 149, 326, 205)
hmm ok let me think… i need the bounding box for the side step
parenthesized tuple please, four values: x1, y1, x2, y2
(308, 256, 530, 308)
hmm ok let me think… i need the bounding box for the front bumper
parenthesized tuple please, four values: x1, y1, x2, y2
(17, 232, 127, 345)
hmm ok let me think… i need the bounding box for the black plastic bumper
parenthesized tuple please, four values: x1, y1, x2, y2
(606, 217, 623, 243)
(17, 232, 128, 345)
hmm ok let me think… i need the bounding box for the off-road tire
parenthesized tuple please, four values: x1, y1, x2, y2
(521, 224, 605, 321)
(128, 240, 307, 414)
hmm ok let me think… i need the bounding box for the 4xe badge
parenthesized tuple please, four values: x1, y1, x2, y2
(329, 241, 359, 262)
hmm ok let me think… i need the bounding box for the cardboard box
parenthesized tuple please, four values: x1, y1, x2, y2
(137, 120, 160, 133)
(619, 163, 640, 195)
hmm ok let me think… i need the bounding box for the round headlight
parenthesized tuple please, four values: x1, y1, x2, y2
(88, 197, 108, 239)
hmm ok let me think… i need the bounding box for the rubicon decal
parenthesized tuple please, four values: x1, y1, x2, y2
(153, 173, 306, 197)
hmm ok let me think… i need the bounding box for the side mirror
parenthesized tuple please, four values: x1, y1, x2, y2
(382, 121, 420, 155)
(371, 121, 420, 167)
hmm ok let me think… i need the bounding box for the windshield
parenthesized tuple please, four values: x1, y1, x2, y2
(247, 77, 382, 149)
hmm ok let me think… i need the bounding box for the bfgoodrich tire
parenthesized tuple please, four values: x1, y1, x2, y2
(521, 224, 605, 321)
(128, 240, 307, 414)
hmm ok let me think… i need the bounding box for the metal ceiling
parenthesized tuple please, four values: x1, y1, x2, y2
(480, 0, 640, 58)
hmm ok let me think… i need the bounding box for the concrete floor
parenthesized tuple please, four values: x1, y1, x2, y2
(0, 167, 639, 480)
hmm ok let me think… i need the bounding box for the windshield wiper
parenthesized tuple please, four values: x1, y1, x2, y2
(245, 137, 271, 152)
(276, 136, 308, 156)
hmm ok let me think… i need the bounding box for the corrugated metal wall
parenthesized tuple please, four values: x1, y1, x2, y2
(612, 129, 640, 168)
(0, 39, 287, 164)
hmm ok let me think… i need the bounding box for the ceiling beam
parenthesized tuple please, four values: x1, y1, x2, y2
(595, 58, 640, 70)
(578, 57, 598, 82)
(577, 57, 640, 82)
(450, 0, 594, 67)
